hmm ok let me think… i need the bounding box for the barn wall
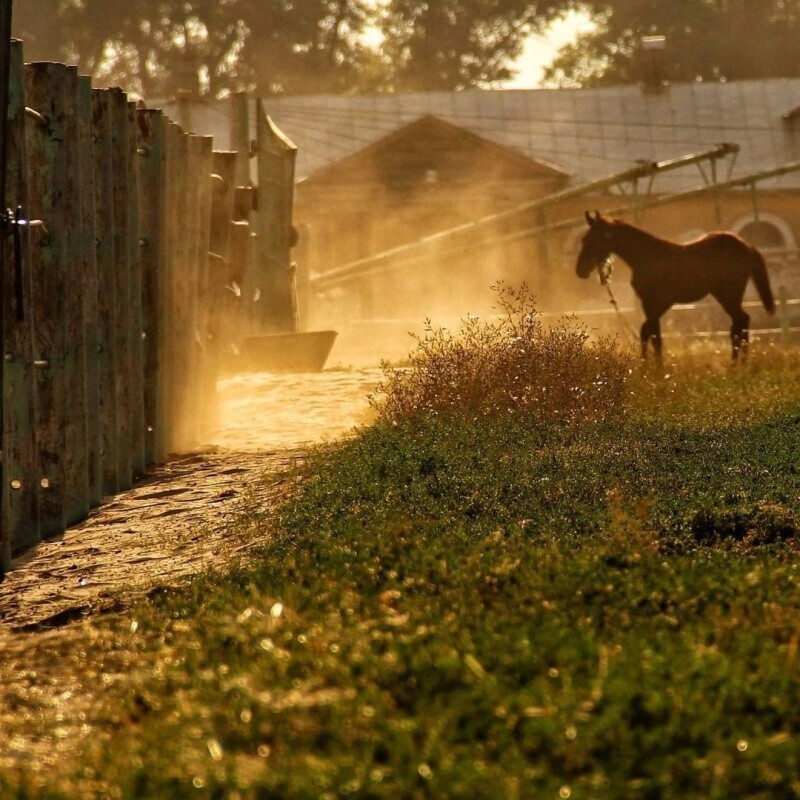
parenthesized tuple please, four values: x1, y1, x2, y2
(297, 187, 800, 365)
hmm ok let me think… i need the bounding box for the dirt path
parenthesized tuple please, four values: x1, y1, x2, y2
(0, 368, 380, 632)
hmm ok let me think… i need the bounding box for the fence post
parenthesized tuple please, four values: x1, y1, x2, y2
(228, 218, 251, 339)
(209, 151, 237, 359)
(127, 101, 146, 477)
(79, 75, 102, 508)
(91, 89, 119, 497)
(25, 62, 75, 538)
(230, 92, 250, 186)
(194, 135, 215, 439)
(109, 88, 134, 490)
(231, 185, 256, 336)
(156, 123, 179, 459)
(136, 107, 165, 467)
(3, 40, 38, 558)
(63, 66, 90, 527)
(165, 127, 191, 452)
(230, 94, 254, 335)
(253, 100, 298, 334)
(170, 133, 210, 449)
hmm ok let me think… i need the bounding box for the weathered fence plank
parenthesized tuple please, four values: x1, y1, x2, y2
(127, 101, 146, 478)
(91, 88, 119, 497)
(2, 73, 272, 576)
(170, 133, 205, 449)
(164, 125, 192, 453)
(253, 100, 298, 334)
(228, 219, 252, 348)
(79, 75, 101, 508)
(194, 136, 215, 437)
(2, 40, 38, 558)
(155, 122, 179, 460)
(173, 132, 200, 449)
(230, 92, 250, 187)
(109, 88, 133, 490)
(136, 108, 165, 467)
(232, 185, 256, 338)
(25, 61, 74, 538)
(210, 152, 237, 258)
(63, 65, 90, 528)
(209, 151, 237, 358)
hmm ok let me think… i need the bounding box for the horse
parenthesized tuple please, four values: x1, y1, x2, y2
(575, 211, 775, 362)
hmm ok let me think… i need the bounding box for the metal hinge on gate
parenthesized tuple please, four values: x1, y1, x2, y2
(2, 205, 45, 323)
(2, 205, 24, 322)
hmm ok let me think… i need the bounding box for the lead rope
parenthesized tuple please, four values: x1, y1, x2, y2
(598, 257, 638, 345)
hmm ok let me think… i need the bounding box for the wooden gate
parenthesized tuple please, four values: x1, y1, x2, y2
(0, 43, 299, 577)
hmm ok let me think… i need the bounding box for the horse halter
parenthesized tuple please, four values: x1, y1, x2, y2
(598, 255, 615, 285)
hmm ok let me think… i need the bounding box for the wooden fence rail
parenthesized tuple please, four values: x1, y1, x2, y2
(0, 44, 296, 577)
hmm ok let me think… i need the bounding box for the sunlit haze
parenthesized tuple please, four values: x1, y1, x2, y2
(361, 9, 594, 89)
(503, 10, 595, 89)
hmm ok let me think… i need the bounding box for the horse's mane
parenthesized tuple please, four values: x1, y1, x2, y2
(612, 218, 675, 248)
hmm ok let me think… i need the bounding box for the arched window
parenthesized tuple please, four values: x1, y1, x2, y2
(731, 213, 795, 253)
(738, 220, 786, 249)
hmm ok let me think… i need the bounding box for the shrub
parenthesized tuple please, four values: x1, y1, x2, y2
(371, 283, 631, 425)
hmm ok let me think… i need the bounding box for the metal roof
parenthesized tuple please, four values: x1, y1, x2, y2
(161, 79, 800, 191)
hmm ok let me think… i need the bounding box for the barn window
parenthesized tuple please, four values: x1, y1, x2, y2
(738, 220, 786, 250)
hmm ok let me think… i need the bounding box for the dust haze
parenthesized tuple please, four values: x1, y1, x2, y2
(297, 152, 618, 367)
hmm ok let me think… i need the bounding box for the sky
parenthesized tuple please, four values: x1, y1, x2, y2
(362, 8, 594, 89)
(502, 10, 595, 89)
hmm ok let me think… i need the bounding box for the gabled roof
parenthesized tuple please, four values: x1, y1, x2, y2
(299, 113, 571, 187)
(160, 78, 800, 191)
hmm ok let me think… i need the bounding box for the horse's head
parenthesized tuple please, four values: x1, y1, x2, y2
(576, 211, 616, 279)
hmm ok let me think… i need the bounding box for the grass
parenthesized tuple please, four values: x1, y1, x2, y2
(4, 295, 800, 798)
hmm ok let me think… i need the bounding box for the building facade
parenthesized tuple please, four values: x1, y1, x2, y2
(162, 78, 800, 359)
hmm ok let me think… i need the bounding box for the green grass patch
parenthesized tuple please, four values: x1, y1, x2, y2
(5, 303, 800, 798)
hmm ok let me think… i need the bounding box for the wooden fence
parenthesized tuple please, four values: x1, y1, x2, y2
(0, 44, 298, 576)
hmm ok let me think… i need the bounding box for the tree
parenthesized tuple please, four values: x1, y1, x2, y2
(12, 0, 378, 99)
(376, 0, 572, 91)
(543, 0, 800, 87)
(12, 0, 578, 97)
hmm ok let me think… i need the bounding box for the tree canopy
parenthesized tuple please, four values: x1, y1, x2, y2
(13, 0, 800, 98)
(13, 0, 377, 98)
(11, 0, 569, 98)
(544, 0, 800, 87)
(374, 1, 568, 91)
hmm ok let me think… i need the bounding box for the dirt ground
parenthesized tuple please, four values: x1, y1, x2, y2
(0, 369, 379, 778)
(0, 368, 381, 632)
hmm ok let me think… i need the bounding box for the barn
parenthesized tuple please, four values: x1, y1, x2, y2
(166, 77, 800, 358)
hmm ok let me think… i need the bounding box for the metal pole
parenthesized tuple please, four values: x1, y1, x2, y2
(313, 156, 800, 291)
(0, 0, 13, 577)
(313, 144, 740, 289)
(0, 1, 11, 208)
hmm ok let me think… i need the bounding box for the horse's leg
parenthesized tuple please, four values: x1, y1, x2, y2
(640, 316, 663, 366)
(729, 308, 750, 362)
(651, 317, 664, 366)
(713, 290, 750, 362)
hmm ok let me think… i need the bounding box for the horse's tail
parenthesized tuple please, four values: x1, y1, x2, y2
(749, 246, 775, 314)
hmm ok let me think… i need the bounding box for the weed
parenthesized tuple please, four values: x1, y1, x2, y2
(372, 284, 631, 425)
